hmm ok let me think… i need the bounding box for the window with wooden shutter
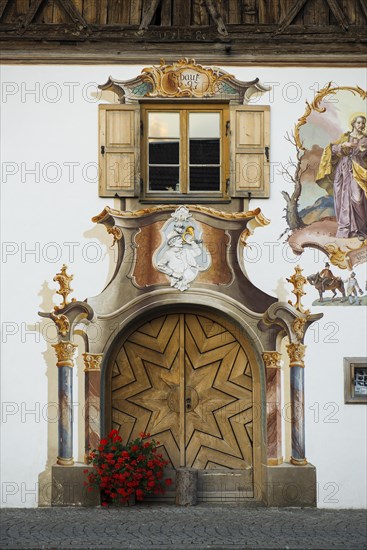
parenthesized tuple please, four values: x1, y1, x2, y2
(140, 103, 230, 202)
(230, 105, 270, 198)
(99, 104, 140, 197)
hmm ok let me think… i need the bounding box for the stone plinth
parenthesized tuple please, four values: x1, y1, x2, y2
(51, 464, 100, 506)
(175, 468, 198, 506)
(262, 463, 316, 507)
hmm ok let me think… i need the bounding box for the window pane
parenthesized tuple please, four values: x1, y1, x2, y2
(150, 140, 179, 164)
(190, 139, 220, 164)
(189, 113, 220, 138)
(149, 166, 180, 191)
(190, 167, 220, 191)
(149, 112, 180, 138)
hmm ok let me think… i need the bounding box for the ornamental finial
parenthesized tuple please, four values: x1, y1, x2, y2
(53, 264, 76, 311)
(286, 265, 310, 315)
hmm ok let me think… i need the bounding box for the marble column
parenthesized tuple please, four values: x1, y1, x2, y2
(52, 341, 78, 466)
(82, 353, 103, 461)
(286, 342, 307, 466)
(262, 351, 283, 465)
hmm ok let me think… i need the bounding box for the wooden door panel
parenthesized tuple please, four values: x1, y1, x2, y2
(184, 318, 253, 470)
(111, 312, 254, 474)
(111, 315, 181, 467)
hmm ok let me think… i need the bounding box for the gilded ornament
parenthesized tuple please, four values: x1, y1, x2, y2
(287, 265, 310, 314)
(286, 342, 306, 368)
(50, 313, 70, 337)
(53, 264, 76, 311)
(324, 240, 367, 270)
(107, 226, 122, 246)
(82, 353, 103, 371)
(92, 204, 268, 223)
(294, 84, 367, 150)
(52, 341, 78, 368)
(262, 351, 282, 369)
(142, 58, 234, 99)
(292, 317, 307, 341)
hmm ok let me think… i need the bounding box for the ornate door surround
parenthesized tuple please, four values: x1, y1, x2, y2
(105, 308, 262, 500)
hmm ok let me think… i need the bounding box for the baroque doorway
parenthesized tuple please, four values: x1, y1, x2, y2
(106, 310, 260, 500)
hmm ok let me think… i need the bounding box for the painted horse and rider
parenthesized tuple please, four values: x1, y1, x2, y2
(307, 262, 363, 304)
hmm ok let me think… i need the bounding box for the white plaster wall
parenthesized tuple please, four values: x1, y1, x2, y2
(1, 65, 366, 508)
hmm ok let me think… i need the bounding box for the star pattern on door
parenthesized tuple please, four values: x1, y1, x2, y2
(111, 313, 253, 470)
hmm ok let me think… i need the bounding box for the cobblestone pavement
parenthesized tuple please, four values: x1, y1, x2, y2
(1, 505, 366, 550)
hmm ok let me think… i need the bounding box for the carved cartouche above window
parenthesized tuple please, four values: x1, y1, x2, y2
(99, 58, 270, 105)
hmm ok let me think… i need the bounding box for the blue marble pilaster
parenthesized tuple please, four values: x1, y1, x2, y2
(52, 341, 78, 466)
(287, 342, 307, 466)
(290, 366, 305, 463)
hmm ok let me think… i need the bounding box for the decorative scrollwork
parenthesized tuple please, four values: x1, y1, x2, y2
(92, 204, 267, 222)
(50, 312, 70, 337)
(324, 240, 367, 270)
(53, 264, 76, 311)
(294, 83, 367, 150)
(292, 317, 307, 341)
(107, 226, 123, 246)
(287, 265, 310, 315)
(142, 58, 233, 98)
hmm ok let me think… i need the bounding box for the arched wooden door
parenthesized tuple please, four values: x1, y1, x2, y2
(110, 312, 256, 500)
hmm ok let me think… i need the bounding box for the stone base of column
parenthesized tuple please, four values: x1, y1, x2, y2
(56, 456, 74, 466)
(267, 456, 283, 466)
(51, 464, 100, 506)
(290, 456, 308, 466)
(262, 462, 316, 507)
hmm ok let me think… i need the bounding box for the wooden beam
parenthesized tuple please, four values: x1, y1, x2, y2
(357, 0, 367, 20)
(19, 0, 43, 29)
(0, 0, 9, 21)
(139, 0, 162, 30)
(276, 0, 308, 33)
(55, 0, 89, 29)
(325, 0, 349, 29)
(204, 0, 228, 35)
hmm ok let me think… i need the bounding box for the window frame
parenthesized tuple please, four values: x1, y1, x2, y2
(140, 102, 230, 202)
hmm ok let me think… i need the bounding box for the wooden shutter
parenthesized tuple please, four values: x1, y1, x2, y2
(99, 104, 140, 197)
(230, 105, 270, 198)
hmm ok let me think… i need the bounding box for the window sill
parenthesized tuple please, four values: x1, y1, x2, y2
(140, 197, 231, 204)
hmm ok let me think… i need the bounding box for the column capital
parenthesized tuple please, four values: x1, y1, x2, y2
(262, 351, 282, 369)
(52, 341, 78, 367)
(82, 352, 103, 371)
(286, 342, 306, 368)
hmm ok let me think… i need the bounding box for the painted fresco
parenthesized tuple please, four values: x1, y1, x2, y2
(282, 84, 366, 306)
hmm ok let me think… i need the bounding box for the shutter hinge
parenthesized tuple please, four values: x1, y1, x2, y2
(140, 120, 144, 137)
(101, 145, 105, 155)
(265, 146, 269, 162)
(225, 120, 230, 136)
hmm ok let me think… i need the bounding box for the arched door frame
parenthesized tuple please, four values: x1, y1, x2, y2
(100, 295, 268, 500)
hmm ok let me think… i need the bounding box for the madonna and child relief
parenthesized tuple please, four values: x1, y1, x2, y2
(154, 206, 211, 291)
